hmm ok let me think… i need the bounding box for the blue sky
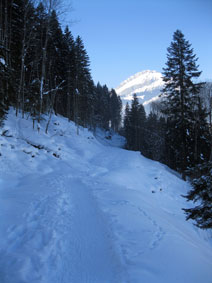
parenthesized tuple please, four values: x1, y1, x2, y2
(63, 0, 212, 89)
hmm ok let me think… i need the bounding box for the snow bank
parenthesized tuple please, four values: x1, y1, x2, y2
(0, 108, 211, 283)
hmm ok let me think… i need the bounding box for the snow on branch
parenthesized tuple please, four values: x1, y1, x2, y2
(43, 80, 65, 95)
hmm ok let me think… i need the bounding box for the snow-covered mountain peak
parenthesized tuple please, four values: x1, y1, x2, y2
(116, 70, 162, 90)
(115, 70, 164, 112)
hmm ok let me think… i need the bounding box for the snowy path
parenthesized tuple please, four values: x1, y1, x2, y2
(0, 167, 125, 283)
(86, 147, 212, 283)
(0, 111, 212, 283)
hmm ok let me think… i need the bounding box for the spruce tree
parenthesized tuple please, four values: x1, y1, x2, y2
(161, 30, 203, 179)
(123, 94, 146, 152)
(46, 10, 65, 115)
(93, 83, 110, 130)
(130, 94, 146, 151)
(110, 89, 122, 132)
(128, 94, 140, 150)
(0, 0, 13, 119)
(123, 102, 131, 147)
(74, 36, 93, 127)
(145, 112, 162, 161)
(183, 161, 212, 229)
(61, 26, 76, 121)
(0, 53, 10, 122)
(188, 96, 210, 166)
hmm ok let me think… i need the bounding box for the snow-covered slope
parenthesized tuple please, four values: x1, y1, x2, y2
(0, 109, 212, 283)
(115, 70, 164, 111)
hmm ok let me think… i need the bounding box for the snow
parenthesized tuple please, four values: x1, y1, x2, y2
(115, 70, 164, 112)
(0, 57, 6, 66)
(0, 108, 212, 283)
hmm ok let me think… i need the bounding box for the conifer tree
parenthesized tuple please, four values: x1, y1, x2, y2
(92, 82, 103, 129)
(123, 94, 147, 152)
(61, 26, 76, 121)
(45, 10, 65, 115)
(110, 89, 122, 132)
(161, 30, 203, 179)
(0, 54, 10, 122)
(74, 36, 93, 127)
(189, 96, 210, 166)
(183, 161, 212, 229)
(13, 0, 36, 116)
(145, 112, 161, 161)
(93, 83, 110, 129)
(130, 94, 146, 151)
(123, 102, 131, 146)
(0, 0, 13, 119)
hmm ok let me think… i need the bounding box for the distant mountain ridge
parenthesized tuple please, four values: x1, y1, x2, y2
(115, 70, 164, 112)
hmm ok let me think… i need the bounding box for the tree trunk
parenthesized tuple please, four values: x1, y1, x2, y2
(39, 0, 53, 123)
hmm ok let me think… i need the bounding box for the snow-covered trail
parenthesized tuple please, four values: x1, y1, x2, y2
(0, 165, 125, 283)
(0, 110, 212, 283)
(86, 147, 212, 283)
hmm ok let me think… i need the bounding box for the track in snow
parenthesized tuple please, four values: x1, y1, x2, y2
(1, 111, 212, 283)
(0, 170, 125, 283)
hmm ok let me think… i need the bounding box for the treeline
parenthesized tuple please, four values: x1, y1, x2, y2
(0, 0, 122, 132)
(123, 95, 166, 163)
(123, 30, 212, 229)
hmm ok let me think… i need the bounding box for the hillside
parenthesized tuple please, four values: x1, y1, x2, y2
(0, 109, 212, 283)
(115, 70, 164, 111)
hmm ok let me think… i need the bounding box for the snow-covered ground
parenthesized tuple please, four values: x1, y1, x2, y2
(0, 109, 212, 283)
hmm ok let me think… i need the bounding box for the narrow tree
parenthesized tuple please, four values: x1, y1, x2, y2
(74, 36, 93, 127)
(123, 102, 130, 147)
(109, 89, 122, 132)
(0, 0, 13, 121)
(161, 29, 203, 179)
(61, 26, 76, 121)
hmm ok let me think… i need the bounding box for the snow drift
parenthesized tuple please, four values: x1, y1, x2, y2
(0, 109, 211, 283)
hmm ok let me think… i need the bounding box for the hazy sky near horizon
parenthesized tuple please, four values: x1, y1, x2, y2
(63, 0, 212, 89)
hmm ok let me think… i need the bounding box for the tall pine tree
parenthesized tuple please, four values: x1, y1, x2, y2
(161, 30, 203, 179)
(74, 36, 93, 127)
